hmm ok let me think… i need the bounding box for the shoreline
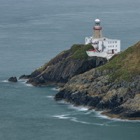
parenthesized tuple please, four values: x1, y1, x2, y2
(18, 42, 140, 121)
(56, 98, 140, 122)
(101, 111, 140, 121)
(15, 77, 140, 121)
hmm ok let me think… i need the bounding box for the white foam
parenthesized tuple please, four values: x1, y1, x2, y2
(84, 110, 93, 115)
(53, 114, 90, 125)
(57, 100, 70, 105)
(22, 82, 33, 87)
(56, 97, 140, 123)
(70, 118, 90, 125)
(53, 114, 70, 119)
(71, 116, 104, 126)
(68, 105, 89, 112)
(53, 113, 107, 126)
(95, 111, 110, 119)
(25, 83, 33, 87)
(51, 87, 61, 91)
(46, 95, 54, 99)
(18, 79, 33, 87)
(95, 111, 140, 122)
(1, 80, 8, 83)
(18, 79, 28, 83)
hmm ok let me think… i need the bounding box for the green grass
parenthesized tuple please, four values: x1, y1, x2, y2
(70, 44, 93, 59)
(98, 41, 140, 82)
(35, 44, 93, 72)
(32, 41, 140, 82)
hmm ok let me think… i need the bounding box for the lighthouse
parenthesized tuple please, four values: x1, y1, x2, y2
(93, 19, 102, 39)
(85, 18, 121, 60)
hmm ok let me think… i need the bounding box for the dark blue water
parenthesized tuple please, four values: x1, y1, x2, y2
(0, 0, 140, 140)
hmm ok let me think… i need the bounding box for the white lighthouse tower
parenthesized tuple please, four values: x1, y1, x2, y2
(93, 19, 102, 39)
(85, 18, 121, 60)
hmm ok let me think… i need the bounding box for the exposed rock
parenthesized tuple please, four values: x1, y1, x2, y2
(19, 74, 31, 79)
(8, 77, 18, 82)
(55, 42, 140, 119)
(20, 41, 140, 119)
(25, 44, 107, 86)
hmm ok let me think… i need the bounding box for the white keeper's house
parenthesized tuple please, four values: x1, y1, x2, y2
(85, 19, 121, 60)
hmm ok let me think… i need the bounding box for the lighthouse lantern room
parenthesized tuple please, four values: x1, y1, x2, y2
(93, 19, 102, 38)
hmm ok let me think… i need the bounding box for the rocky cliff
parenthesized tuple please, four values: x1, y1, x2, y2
(22, 44, 107, 86)
(55, 42, 140, 120)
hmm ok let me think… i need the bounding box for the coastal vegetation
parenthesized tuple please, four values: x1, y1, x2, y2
(25, 44, 106, 86)
(36, 44, 93, 73)
(98, 41, 140, 82)
(55, 41, 140, 119)
(71, 44, 93, 59)
(20, 41, 140, 119)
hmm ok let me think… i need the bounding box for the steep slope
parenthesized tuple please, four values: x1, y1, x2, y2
(21, 44, 107, 86)
(55, 41, 140, 119)
(98, 41, 140, 82)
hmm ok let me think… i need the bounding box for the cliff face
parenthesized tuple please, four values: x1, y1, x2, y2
(55, 42, 140, 119)
(25, 44, 107, 86)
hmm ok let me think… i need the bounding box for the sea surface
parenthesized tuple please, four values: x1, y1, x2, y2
(0, 0, 140, 140)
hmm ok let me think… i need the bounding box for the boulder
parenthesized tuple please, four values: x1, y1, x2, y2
(8, 77, 17, 82)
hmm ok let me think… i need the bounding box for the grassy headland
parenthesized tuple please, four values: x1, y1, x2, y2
(98, 41, 140, 81)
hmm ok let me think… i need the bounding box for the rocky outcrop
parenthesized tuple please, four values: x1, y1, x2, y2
(55, 42, 140, 119)
(23, 44, 107, 86)
(55, 69, 140, 119)
(8, 77, 18, 82)
(20, 41, 140, 119)
(19, 74, 31, 79)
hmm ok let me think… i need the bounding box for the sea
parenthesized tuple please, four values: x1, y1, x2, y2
(0, 0, 140, 140)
